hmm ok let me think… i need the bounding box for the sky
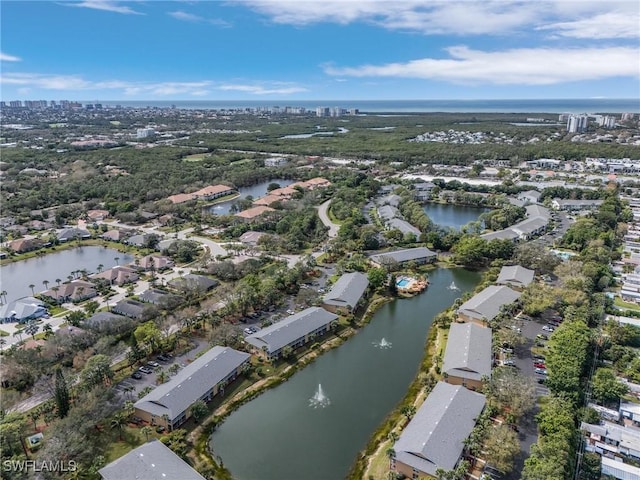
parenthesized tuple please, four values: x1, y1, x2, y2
(1, 0, 639, 101)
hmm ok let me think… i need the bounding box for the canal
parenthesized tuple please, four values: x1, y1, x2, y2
(422, 202, 488, 229)
(206, 179, 294, 215)
(210, 267, 481, 480)
(0, 246, 133, 303)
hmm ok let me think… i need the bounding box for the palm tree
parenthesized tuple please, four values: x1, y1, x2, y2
(110, 412, 127, 441)
(0, 338, 6, 351)
(12, 329, 23, 343)
(55, 278, 61, 287)
(97, 264, 104, 273)
(123, 400, 135, 418)
(0, 290, 7, 304)
(42, 323, 53, 339)
(52, 286, 60, 303)
(141, 425, 153, 442)
(42, 280, 50, 291)
(29, 284, 36, 295)
(157, 370, 168, 385)
(114, 256, 120, 266)
(386, 447, 396, 468)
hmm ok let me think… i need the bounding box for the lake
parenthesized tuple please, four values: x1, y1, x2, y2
(209, 268, 481, 480)
(205, 179, 294, 215)
(422, 202, 488, 229)
(0, 246, 133, 303)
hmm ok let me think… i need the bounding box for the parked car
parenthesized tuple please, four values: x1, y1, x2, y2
(286, 309, 295, 315)
(533, 355, 546, 362)
(131, 371, 143, 379)
(157, 354, 170, 362)
(147, 361, 160, 368)
(537, 378, 547, 384)
(534, 362, 546, 369)
(249, 326, 259, 333)
(510, 325, 521, 333)
(243, 328, 253, 335)
(535, 368, 548, 375)
(536, 334, 548, 341)
(502, 359, 515, 366)
(138, 366, 153, 374)
(542, 325, 554, 332)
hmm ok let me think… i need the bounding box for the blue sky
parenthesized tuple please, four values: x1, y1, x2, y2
(1, 0, 639, 100)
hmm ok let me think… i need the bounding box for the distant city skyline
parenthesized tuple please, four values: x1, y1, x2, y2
(1, 1, 639, 101)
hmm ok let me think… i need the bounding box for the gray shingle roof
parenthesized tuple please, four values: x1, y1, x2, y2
(457, 285, 521, 322)
(388, 218, 421, 236)
(138, 289, 181, 306)
(134, 346, 250, 422)
(57, 228, 91, 241)
(496, 265, 535, 288)
(112, 299, 147, 319)
(323, 272, 369, 310)
(480, 229, 520, 241)
(99, 440, 206, 480)
(442, 323, 492, 381)
(394, 382, 486, 476)
(0, 297, 46, 322)
(245, 307, 338, 355)
(369, 247, 437, 265)
(378, 205, 400, 221)
(169, 274, 218, 292)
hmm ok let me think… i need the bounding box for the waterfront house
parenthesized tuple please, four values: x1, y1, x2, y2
(551, 198, 604, 211)
(496, 265, 535, 290)
(0, 297, 47, 323)
(99, 440, 206, 480)
(41, 280, 97, 303)
(245, 307, 338, 360)
(392, 382, 486, 479)
(57, 227, 91, 242)
(234, 206, 275, 222)
(134, 346, 250, 431)
(252, 194, 283, 207)
(92, 266, 139, 286)
(369, 247, 437, 270)
(442, 322, 492, 390)
(191, 184, 235, 200)
(457, 285, 521, 325)
(7, 238, 46, 254)
(322, 272, 369, 314)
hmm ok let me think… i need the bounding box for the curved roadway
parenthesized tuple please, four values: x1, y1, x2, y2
(317, 199, 339, 238)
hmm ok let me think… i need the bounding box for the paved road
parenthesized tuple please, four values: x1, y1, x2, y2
(317, 199, 339, 238)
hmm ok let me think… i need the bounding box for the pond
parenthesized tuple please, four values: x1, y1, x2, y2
(209, 267, 481, 480)
(422, 202, 489, 229)
(205, 179, 295, 215)
(0, 246, 133, 303)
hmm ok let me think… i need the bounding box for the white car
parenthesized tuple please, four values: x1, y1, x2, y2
(542, 325, 554, 332)
(510, 325, 521, 333)
(243, 328, 253, 335)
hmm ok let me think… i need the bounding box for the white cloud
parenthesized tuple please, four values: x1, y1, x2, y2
(63, 1, 144, 15)
(537, 11, 640, 39)
(324, 46, 640, 85)
(217, 83, 308, 95)
(168, 10, 232, 27)
(0, 52, 22, 62)
(0, 73, 213, 96)
(235, 0, 639, 39)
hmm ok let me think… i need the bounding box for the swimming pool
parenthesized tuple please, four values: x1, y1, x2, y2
(396, 279, 410, 287)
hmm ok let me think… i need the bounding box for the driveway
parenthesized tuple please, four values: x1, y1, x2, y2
(317, 200, 339, 238)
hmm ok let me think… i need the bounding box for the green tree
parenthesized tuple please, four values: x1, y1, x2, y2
(367, 267, 387, 290)
(80, 354, 114, 388)
(483, 424, 520, 474)
(190, 400, 208, 423)
(591, 367, 629, 405)
(141, 425, 154, 442)
(110, 412, 127, 441)
(134, 321, 162, 353)
(54, 367, 70, 419)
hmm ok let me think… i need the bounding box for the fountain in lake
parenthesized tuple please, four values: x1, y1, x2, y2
(373, 338, 393, 349)
(448, 281, 460, 291)
(309, 384, 331, 408)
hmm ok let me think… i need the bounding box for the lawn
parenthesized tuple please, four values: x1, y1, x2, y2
(366, 439, 393, 480)
(0, 329, 9, 337)
(614, 296, 640, 311)
(183, 153, 210, 162)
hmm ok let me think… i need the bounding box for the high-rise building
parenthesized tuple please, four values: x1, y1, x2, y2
(316, 106, 330, 117)
(567, 115, 589, 133)
(137, 128, 156, 139)
(9, 100, 22, 108)
(622, 113, 635, 121)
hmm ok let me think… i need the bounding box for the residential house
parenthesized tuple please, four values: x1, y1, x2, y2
(99, 440, 206, 480)
(8, 238, 46, 253)
(86, 209, 110, 221)
(245, 307, 338, 360)
(581, 421, 640, 462)
(102, 229, 129, 242)
(234, 206, 275, 222)
(601, 456, 640, 480)
(377, 194, 402, 208)
(238, 231, 267, 245)
(191, 184, 235, 200)
(551, 198, 604, 211)
(517, 190, 542, 205)
(369, 247, 437, 270)
(413, 182, 435, 201)
(92, 266, 139, 286)
(0, 297, 47, 323)
(264, 157, 288, 167)
(442, 323, 492, 390)
(167, 193, 195, 205)
(322, 272, 369, 314)
(496, 265, 535, 290)
(252, 194, 283, 207)
(388, 218, 421, 238)
(457, 285, 521, 325)
(392, 382, 486, 479)
(138, 255, 174, 271)
(138, 289, 181, 307)
(134, 346, 250, 431)
(111, 299, 147, 319)
(300, 177, 331, 189)
(621, 402, 640, 426)
(169, 274, 219, 294)
(85, 311, 129, 330)
(125, 234, 154, 247)
(41, 280, 97, 303)
(57, 227, 91, 242)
